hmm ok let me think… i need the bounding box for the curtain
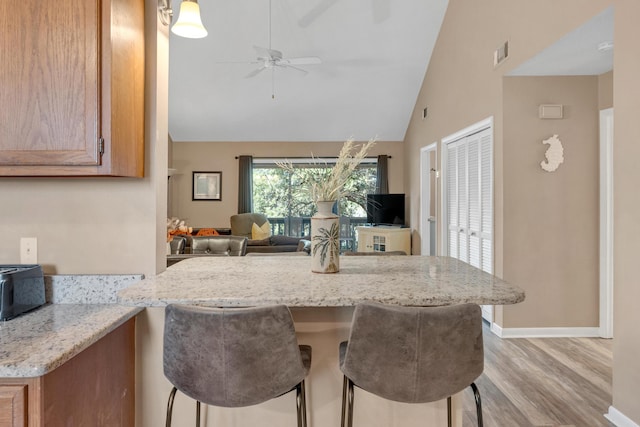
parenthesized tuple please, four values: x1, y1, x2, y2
(376, 155, 389, 194)
(238, 155, 253, 213)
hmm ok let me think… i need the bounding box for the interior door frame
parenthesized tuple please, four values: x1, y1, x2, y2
(599, 108, 614, 338)
(420, 143, 438, 255)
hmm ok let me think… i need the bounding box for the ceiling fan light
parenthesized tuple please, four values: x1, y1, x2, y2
(172, 0, 208, 39)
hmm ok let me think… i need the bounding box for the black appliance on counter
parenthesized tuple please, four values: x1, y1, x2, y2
(0, 264, 46, 321)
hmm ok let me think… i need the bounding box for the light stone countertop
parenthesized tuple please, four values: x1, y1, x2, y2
(0, 303, 142, 377)
(45, 274, 144, 303)
(118, 256, 525, 307)
(0, 274, 144, 378)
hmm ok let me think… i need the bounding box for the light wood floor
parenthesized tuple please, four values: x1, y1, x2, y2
(462, 323, 614, 427)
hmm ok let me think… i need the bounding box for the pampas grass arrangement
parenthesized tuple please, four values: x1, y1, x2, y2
(278, 138, 376, 202)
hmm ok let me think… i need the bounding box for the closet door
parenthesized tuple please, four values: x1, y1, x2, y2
(445, 125, 493, 317)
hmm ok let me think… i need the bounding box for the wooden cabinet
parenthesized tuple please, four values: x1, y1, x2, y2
(0, 385, 27, 427)
(0, 0, 144, 177)
(0, 320, 135, 427)
(356, 226, 412, 255)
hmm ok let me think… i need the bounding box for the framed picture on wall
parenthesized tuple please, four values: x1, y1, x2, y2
(192, 171, 222, 201)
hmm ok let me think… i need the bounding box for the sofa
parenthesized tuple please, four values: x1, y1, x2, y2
(167, 236, 249, 266)
(230, 213, 309, 254)
(243, 235, 310, 254)
(191, 236, 247, 256)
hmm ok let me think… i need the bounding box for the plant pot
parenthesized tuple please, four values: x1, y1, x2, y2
(311, 201, 340, 273)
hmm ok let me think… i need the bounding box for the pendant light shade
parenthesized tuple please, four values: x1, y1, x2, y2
(172, 0, 208, 39)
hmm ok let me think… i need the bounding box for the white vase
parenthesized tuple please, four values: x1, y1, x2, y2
(311, 200, 340, 273)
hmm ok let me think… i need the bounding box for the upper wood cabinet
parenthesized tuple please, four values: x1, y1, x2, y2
(0, 0, 145, 177)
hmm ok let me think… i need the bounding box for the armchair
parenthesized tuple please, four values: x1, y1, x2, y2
(230, 213, 269, 238)
(191, 236, 248, 256)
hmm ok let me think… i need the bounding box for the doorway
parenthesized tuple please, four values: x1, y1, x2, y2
(420, 143, 438, 255)
(599, 107, 613, 338)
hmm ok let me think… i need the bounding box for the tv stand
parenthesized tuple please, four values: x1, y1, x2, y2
(356, 226, 411, 254)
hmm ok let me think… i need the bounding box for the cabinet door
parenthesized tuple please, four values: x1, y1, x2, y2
(0, 0, 144, 177)
(0, 385, 27, 427)
(356, 228, 373, 252)
(0, 0, 101, 168)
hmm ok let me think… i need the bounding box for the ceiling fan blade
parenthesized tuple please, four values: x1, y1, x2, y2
(279, 64, 309, 75)
(253, 45, 283, 60)
(245, 66, 267, 78)
(281, 56, 322, 66)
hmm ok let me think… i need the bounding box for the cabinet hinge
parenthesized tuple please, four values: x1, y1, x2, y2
(98, 137, 105, 156)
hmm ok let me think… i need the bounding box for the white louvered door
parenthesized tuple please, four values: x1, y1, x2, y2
(444, 124, 493, 320)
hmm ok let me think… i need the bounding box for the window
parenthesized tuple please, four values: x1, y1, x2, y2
(252, 158, 377, 248)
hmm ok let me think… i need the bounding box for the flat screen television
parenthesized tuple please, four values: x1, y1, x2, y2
(366, 193, 405, 226)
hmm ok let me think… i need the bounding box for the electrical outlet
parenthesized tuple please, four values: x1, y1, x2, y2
(20, 237, 37, 264)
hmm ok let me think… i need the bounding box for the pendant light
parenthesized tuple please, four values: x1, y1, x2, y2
(171, 0, 208, 39)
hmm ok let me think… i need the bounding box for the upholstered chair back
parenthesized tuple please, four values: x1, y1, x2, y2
(191, 236, 248, 256)
(163, 304, 311, 407)
(230, 213, 269, 238)
(340, 302, 483, 404)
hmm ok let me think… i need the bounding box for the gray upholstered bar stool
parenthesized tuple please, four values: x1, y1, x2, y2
(339, 302, 484, 427)
(163, 304, 312, 427)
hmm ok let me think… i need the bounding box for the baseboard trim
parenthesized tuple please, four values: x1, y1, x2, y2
(489, 322, 503, 337)
(605, 406, 640, 427)
(489, 326, 600, 339)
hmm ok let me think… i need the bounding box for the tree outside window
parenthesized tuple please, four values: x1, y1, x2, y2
(252, 161, 377, 238)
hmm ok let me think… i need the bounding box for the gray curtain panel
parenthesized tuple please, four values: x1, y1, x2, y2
(238, 155, 253, 213)
(376, 155, 389, 194)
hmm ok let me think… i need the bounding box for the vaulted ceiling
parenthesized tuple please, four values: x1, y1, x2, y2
(168, 2, 613, 143)
(168, 0, 449, 142)
(508, 7, 613, 77)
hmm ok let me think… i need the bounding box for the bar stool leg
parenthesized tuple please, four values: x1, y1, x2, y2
(470, 382, 484, 427)
(196, 401, 201, 427)
(341, 376, 348, 427)
(346, 378, 354, 427)
(166, 387, 178, 427)
(296, 380, 308, 427)
(447, 396, 452, 427)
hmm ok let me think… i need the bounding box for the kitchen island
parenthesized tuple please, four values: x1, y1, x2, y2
(119, 256, 524, 427)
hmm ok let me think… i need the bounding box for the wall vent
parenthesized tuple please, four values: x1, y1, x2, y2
(539, 104, 564, 119)
(494, 41, 509, 67)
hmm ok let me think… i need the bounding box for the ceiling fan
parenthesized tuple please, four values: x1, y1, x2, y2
(243, 0, 322, 98)
(245, 46, 321, 79)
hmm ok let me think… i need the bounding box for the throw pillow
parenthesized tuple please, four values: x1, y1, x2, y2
(251, 221, 271, 240)
(195, 228, 219, 236)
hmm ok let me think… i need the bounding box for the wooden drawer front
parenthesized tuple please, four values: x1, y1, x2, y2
(0, 385, 27, 427)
